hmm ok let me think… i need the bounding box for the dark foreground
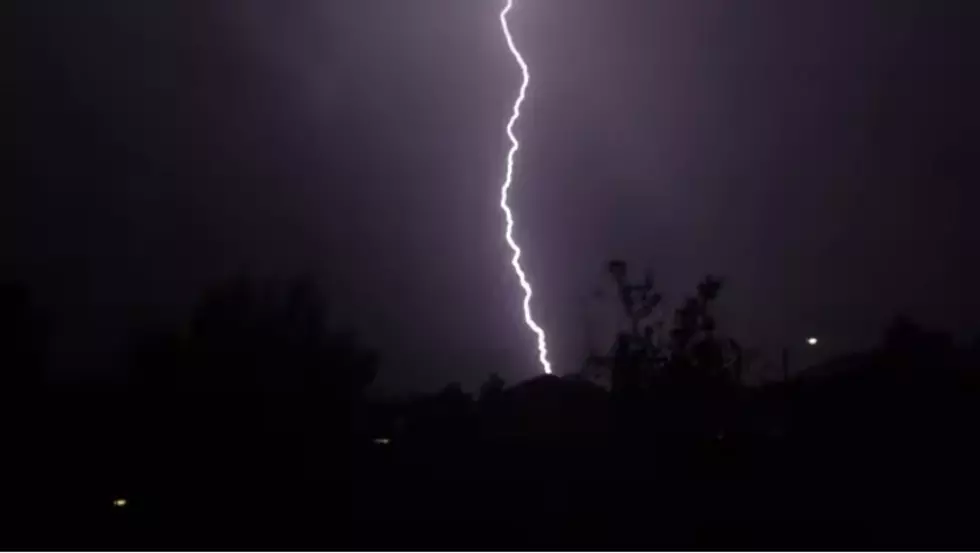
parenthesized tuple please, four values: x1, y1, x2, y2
(6, 380, 979, 550)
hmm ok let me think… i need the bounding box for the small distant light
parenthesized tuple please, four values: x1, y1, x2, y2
(373, 437, 390, 445)
(807, 337, 818, 346)
(113, 498, 127, 508)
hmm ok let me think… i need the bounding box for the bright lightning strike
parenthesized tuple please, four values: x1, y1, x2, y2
(499, 0, 552, 375)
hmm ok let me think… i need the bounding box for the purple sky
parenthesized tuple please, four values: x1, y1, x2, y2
(11, 0, 980, 392)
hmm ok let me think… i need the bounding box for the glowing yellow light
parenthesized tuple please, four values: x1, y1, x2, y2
(113, 498, 127, 507)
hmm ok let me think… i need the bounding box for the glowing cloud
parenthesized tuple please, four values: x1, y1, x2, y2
(499, 0, 552, 375)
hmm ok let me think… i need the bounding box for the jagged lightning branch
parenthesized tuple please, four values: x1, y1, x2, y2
(499, 0, 552, 375)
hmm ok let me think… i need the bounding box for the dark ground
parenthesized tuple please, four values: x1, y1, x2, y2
(3, 281, 978, 549)
(6, 372, 978, 550)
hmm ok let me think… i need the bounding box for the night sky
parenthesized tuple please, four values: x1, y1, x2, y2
(11, 1, 980, 392)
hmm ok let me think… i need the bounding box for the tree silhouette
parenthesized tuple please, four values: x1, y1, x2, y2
(120, 275, 381, 498)
(128, 275, 377, 399)
(666, 274, 742, 387)
(595, 262, 742, 398)
(478, 372, 505, 404)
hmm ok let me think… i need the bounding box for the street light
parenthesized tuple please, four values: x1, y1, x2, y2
(782, 337, 820, 381)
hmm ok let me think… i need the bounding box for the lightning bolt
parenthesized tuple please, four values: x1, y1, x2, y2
(499, 0, 552, 375)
